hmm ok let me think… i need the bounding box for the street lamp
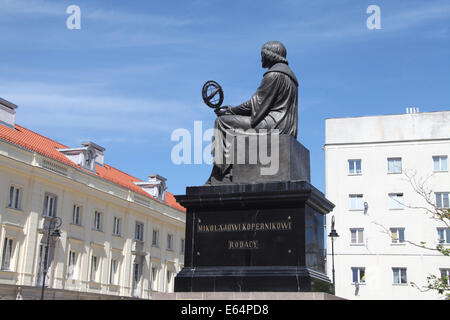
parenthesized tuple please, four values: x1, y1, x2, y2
(328, 215, 339, 295)
(40, 216, 62, 300)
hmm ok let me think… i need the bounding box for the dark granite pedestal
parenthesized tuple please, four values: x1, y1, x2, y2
(174, 181, 334, 292)
(231, 134, 311, 183)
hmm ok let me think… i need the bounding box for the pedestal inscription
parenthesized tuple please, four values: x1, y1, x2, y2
(193, 209, 306, 268)
(201, 219, 292, 251)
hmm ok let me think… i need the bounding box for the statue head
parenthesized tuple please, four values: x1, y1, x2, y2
(261, 41, 288, 68)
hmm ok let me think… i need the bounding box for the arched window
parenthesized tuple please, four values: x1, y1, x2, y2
(84, 149, 95, 170)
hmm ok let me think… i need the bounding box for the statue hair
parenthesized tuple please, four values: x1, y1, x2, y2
(261, 41, 288, 65)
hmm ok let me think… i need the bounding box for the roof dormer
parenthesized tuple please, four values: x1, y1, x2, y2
(135, 174, 167, 202)
(58, 141, 105, 172)
(81, 142, 105, 166)
(0, 97, 18, 128)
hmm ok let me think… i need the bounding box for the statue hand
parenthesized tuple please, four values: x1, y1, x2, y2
(214, 106, 232, 117)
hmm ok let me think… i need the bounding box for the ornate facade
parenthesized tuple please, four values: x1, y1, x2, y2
(0, 98, 185, 299)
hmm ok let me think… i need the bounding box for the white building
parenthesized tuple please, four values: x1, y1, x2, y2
(325, 109, 450, 300)
(0, 98, 186, 299)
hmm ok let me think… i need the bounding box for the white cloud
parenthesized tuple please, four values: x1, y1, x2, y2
(270, 1, 450, 43)
(383, 3, 450, 31)
(85, 7, 203, 28)
(0, 0, 62, 16)
(0, 80, 198, 136)
(0, 0, 205, 27)
(0, 0, 206, 49)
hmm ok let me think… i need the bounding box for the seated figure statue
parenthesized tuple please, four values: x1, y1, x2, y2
(206, 40, 299, 185)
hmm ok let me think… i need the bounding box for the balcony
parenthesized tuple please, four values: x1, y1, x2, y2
(131, 240, 147, 256)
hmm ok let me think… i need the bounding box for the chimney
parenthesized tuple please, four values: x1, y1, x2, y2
(0, 97, 18, 128)
(134, 174, 167, 202)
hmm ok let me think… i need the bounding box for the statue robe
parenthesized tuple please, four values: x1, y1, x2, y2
(208, 62, 299, 184)
(221, 62, 298, 137)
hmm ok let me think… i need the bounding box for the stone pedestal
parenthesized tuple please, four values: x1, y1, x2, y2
(174, 180, 334, 292)
(231, 134, 311, 184)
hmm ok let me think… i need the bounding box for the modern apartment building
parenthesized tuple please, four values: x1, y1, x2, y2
(325, 109, 450, 299)
(0, 98, 186, 299)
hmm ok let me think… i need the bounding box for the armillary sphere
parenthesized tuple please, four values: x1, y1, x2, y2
(202, 80, 224, 109)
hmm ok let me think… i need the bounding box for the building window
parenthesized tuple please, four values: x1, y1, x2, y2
(133, 263, 141, 283)
(441, 269, 450, 285)
(348, 159, 362, 175)
(72, 204, 82, 226)
(387, 158, 402, 174)
(437, 228, 450, 244)
(433, 156, 448, 172)
(110, 259, 119, 285)
(132, 262, 142, 297)
(151, 267, 158, 290)
(37, 244, 50, 285)
(90, 255, 99, 282)
(1, 237, 14, 271)
(67, 251, 78, 279)
(152, 230, 159, 247)
(390, 228, 405, 244)
(8, 185, 21, 210)
(135, 222, 144, 241)
(85, 149, 94, 169)
(389, 193, 404, 210)
(180, 239, 185, 254)
(112, 217, 121, 236)
(435, 193, 450, 209)
(167, 234, 173, 251)
(350, 228, 364, 245)
(351, 267, 366, 284)
(93, 211, 102, 231)
(43, 193, 57, 217)
(349, 194, 364, 210)
(393, 268, 407, 284)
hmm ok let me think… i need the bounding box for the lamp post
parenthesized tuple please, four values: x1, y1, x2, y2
(40, 216, 62, 300)
(328, 215, 339, 295)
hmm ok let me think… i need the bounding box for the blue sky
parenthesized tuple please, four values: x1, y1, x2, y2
(1, 0, 449, 195)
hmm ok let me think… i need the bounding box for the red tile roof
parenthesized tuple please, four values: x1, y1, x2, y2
(0, 123, 185, 213)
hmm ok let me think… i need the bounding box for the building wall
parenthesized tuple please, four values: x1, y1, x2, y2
(0, 139, 185, 300)
(325, 111, 450, 300)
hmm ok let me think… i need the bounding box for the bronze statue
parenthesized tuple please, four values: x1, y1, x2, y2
(206, 41, 299, 184)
